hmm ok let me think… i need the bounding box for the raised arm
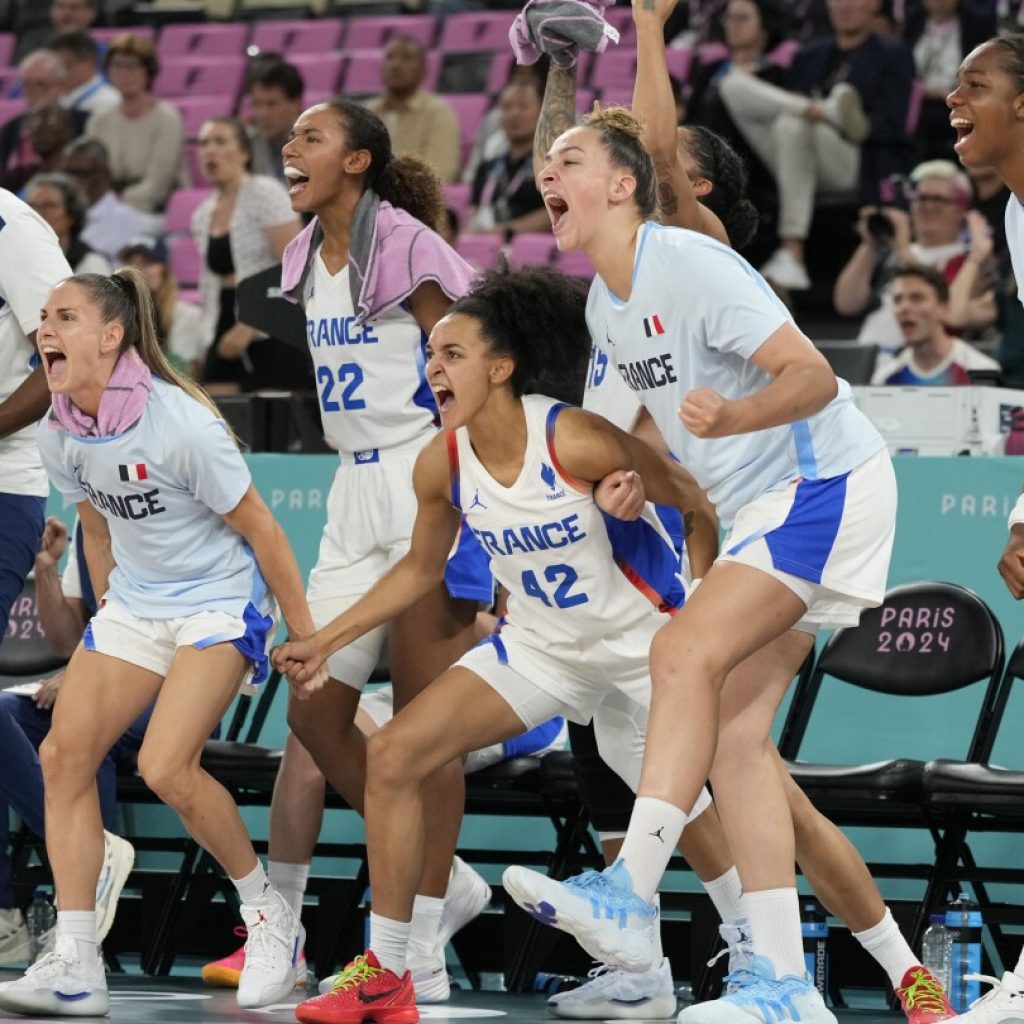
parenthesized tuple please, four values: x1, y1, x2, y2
(271, 434, 462, 683)
(553, 406, 718, 578)
(534, 64, 579, 179)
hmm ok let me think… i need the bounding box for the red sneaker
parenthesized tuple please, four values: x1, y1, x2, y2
(295, 951, 418, 1024)
(202, 925, 307, 989)
(896, 966, 956, 1024)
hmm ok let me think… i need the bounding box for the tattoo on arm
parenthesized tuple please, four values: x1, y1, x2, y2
(535, 65, 579, 175)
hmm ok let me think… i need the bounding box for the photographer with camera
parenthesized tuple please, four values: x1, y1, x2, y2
(833, 159, 997, 366)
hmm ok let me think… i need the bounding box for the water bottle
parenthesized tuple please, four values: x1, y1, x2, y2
(946, 894, 982, 1013)
(26, 888, 56, 959)
(921, 914, 952, 993)
(801, 901, 829, 999)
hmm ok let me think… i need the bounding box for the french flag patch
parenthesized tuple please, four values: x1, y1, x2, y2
(118, 463, 148, 482)
(643, 315, 666, 337)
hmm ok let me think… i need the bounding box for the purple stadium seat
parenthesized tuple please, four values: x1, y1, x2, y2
(599, 85, 632, 109)
(91, 26, 156, 46)
(603, 8, 636, 48)
(438, 11, 518, 53)
(507, 232, 554, 269)
(665, 47, 693, 84)
(173, 96, 233, 138)
(695, 41, 729, 65)
(169, 235, 202, 288)
(485, 53, 514, 94)
(342, 50, 439, 95)
(155, 56, 246, 100)
(289, 54, 344, 94)
(575, 87, 595, 114)
(160, 23, 250, 59)
(185, 142, 202, 186)
(0, 33, 13, 67)
(588, 49, 637, 90)
(0, 97, 23, 124)
(344, 14, 436, 50)
(456, 234, 503, 271)
(251, 18, 344, 55)
(767, 39, 799, 68)
(554, 249, 595, 279)
(164, 188, 212, 234)
(0, 69, 20, 99)
(444, 182, 472, 225)
(446, 93, 491, 166)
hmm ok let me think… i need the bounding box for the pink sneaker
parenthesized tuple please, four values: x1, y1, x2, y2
(201, 925, 307, 989)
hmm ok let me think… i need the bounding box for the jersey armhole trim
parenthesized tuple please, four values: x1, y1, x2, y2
(544, 403, 591, 495)
(445, 431, 462, 510)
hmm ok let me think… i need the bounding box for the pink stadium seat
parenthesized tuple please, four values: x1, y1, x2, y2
(289, 54, 343, 94)
(91, 26, 155, 46)
(485, 53, 514, 95)
(906, 78, 925, 136)
(446, 93, 491, 166)
(159, 23, 250, 59)
(575, 87, 595, 114)
(344, 14, 436, 50)
(0, 69, 20, 100)
(250, 18, 344, 55)
(554, 249, 595, 279)
(155, 56, 246, 100)
(695, 42, 729, 66)
(185, 142, 203, 186)
(0, 97, 24, 125)
(443, 182, 472, 225)
(456, 234, 503, 272)
(169, 235, 202, 288)
(0, 33, 13, 67)
(767, 39, 799, 69)
(588, 49, 637, 90)
(238, 88, 332, 120)
(599, 85, 632, 109)
(164, 188, 212, 234)
(665, 47, 693, 84)
(342, 50, 439, 95)
(603, 7, 636, 48)
(507, 232, 554, 269)
(173, 96, 234, 138)
(438, 11, 517, 53)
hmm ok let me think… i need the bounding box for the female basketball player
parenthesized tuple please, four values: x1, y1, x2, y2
(501, 105, 897, 1024)
(271, 265, 718, 1024)
(0, 268, 320, 1018)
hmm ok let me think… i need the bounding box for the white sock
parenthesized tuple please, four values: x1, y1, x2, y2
(369, 912, 411, 976)
(409, 894, 444, 952)
(231, 861, 270, 905)
(268, 861, 310, 920)
(57, 910, 98, 966)
(616, 797, 687, 902)
(704, 867, 745, 926)
(853, 908, 918, 989)
(742, 887, 806, 979)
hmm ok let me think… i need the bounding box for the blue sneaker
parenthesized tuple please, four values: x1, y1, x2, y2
(502, 859, 659, 972)
(678, 955, 836, 1024)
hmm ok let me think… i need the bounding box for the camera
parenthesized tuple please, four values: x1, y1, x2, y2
(866, 211, 894, 244)
(864, 175, 910, 246)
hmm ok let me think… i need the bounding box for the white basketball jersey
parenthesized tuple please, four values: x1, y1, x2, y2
(447, 395, 685, 646)
(303, 247, 437, 455)
(582, 344, 642, 431)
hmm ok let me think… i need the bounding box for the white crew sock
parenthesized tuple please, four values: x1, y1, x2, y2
(231, 861, 270, 905)
(853, 908, 918, 989)
(409, 894, 444, 953)
(616, 797, 687, 902)
(1015, 944, 1024, 978)
(704, 867, 745, 926)
(742, 887, 806, 979)
(268, 861, 310, 920)
(369, 912, 411, 976)
(57, 910, 98, 966)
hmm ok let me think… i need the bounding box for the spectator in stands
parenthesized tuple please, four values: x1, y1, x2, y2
(1, 103, 78, 195)
(718, 0, 915, 291)
(14, 0, 98, 63)
(364, 36, 461, 183)
(834, 159, 997, 358)
(192, 117, 305, 393)
(119, 236, 205, 379)
(61, 138, 154, 264)
(25, 171, 111, 275)
(466, 78, 549, 236)
(0, 51, 86, 193)
(871, 263, 1000, 384)
(904, 0, 996, 161)
(87, 35, 186, 213)
(0, 516, 140, 966)
(245, 58, 304, 185)
(50, 31, 121, 118)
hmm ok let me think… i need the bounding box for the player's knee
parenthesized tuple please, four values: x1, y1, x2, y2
(366, 725, 418, 789)
(137, 752, 196, 810)
(40, 732, 94, 791)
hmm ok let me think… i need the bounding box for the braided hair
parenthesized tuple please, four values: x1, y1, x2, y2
(683, 125, 759, 250)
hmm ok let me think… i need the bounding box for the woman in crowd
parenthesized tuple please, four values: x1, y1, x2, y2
(26, 171, 111, 276)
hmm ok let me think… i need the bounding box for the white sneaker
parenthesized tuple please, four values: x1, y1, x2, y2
(237, 888, 306, 1009)
(760, 249, 811, 291)
(502, 860, 660, 972)
(823, 83, 870, 143)
(943, 971, 1024, 1024)
(439, 857, 491, 947)
(677, 955, 836, 1024)
(409, 941, 450, 1002)
(548, 959, 677, 1019)
(0, 932, 108, 1017)
(707, 921, 753, 994)
(0, 907, 31, 966)
(95, 832, 134, 943)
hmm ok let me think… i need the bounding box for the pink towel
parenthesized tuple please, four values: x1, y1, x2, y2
(49, 348, 153, 438)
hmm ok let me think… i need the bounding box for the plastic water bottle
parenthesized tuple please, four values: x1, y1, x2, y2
(946, 894, 982, 1013)
(801, 901, 829, 999)
(26, 888, 56, 959)
(921, 914, 952, 993)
